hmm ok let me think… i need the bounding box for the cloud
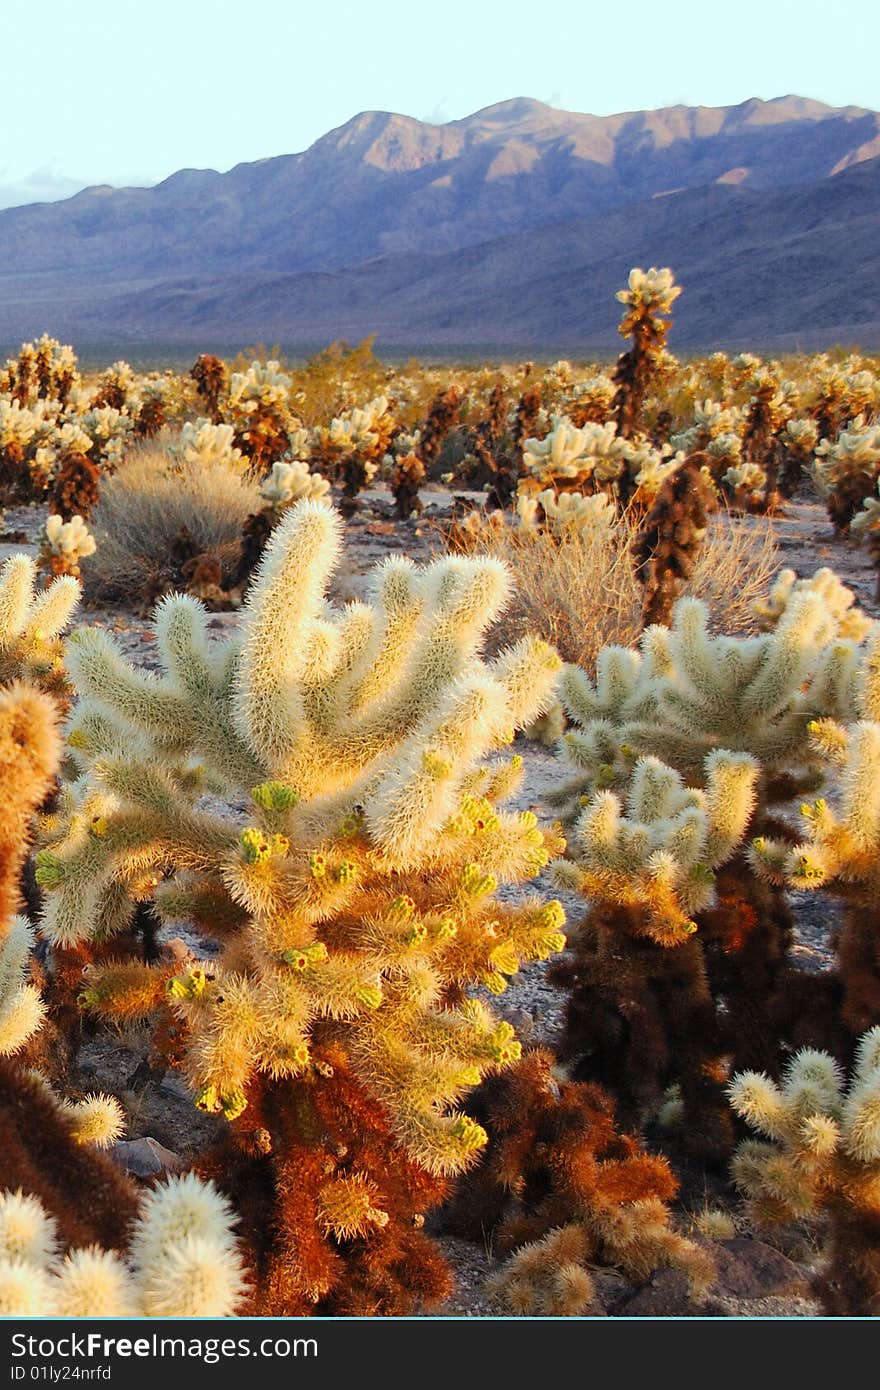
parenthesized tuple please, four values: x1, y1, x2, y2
(420, 98, 450, 126)
(0, 166, 89, 210)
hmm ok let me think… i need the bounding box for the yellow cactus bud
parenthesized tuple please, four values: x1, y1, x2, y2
(195, 1085, 221, 1114)
(482, 970, 508, 995)
(220, 1089, 248, 1121)
(167, 968, 208, 1001)
(461, 863, 497, 897)
(450, 1115, 488, 1152)
(388, 895, 416, 918)
(241, 827, 272, 863)
(489, 941, 520, 976)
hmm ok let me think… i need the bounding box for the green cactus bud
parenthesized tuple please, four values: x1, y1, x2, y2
(536, 900, 565, 933)
(356, 983, 383, 1010)
(388, 895, 416, 918)
(489, 1021, 521, 1065)
(220, 1088, 248, 1121)
(334, 860, 357, 883)
(282, 942, 329, 970)
(251, 781, 300, 812)
(308, 851, 327, 879)
(457, 1066, 483, 1088)
(34, 850, 64, 888)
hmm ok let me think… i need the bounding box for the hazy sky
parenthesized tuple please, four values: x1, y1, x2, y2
(2, 0, 878, 207)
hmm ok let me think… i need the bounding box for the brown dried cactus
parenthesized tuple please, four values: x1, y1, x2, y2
(632, 455, 716, 628)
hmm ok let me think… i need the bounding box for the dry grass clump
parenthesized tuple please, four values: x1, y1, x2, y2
(471, 509, 778, 668)
(83, 440, 261, 603)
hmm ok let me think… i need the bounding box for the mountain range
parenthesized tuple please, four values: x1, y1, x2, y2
(1, 94, 878, 355)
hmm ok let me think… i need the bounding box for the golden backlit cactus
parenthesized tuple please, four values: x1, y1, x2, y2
(729, 1032, 880, 1314)
(553, 585, 865, 804)
(38, 498, 566, 1312)
(554, 751, 757, 947)
(612, 267, 682, 445)
(0, 553, 80, 702)
(544, 577, 880, 1149)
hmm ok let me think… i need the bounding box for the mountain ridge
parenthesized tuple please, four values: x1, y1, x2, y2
(0, 95, 877, 352)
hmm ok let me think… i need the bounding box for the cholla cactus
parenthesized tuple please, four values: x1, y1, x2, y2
(446, 1051, 713, 1315)
(318, 396, 395, 508)
(776, 416, 818, 498)
(90, 361, 135, 412)
(813, 417, 880, 534)
(0, 685, 60, 1038)
(555, 750, 757, 946)
(749, 708, 880, 1036)
(728, 1032, 880, 1313)
(171, 419, 244, 471)
(0, 554, 79, 700)
(50, 449, 101, 523)
(546, 581, 880, 1143)
(612, 268, 682, 443)
(722, 461, 767, 511)
(521, 417, 679, 513)
(228, 361, 293, 472)
(38, 499, 566, 1313)
(190, 355, 228, 424)
(525, 489, 617, 539)
(632, 455, 716, 626)
(38, 515, 96, 580)
(0, 1175, 248, 1317)
(566, 374, 615, 427)
(544, 748, 757, 1149)
(753, 567, 873, 641)
(78, 406, 135, 472)
(259, 459, 330, 511)
(554, 587, 860, 798)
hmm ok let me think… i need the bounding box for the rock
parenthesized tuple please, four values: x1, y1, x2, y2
(711, 1237, 807, 1299)
(615, 1269, 705, 1318)
(110, 1137, 184, 1179)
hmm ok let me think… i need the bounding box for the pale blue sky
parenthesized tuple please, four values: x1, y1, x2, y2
(2, 0, 878, 207)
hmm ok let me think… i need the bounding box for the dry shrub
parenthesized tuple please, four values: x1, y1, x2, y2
(471, 509, 778, 669)
(83, 440, 261, 603)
